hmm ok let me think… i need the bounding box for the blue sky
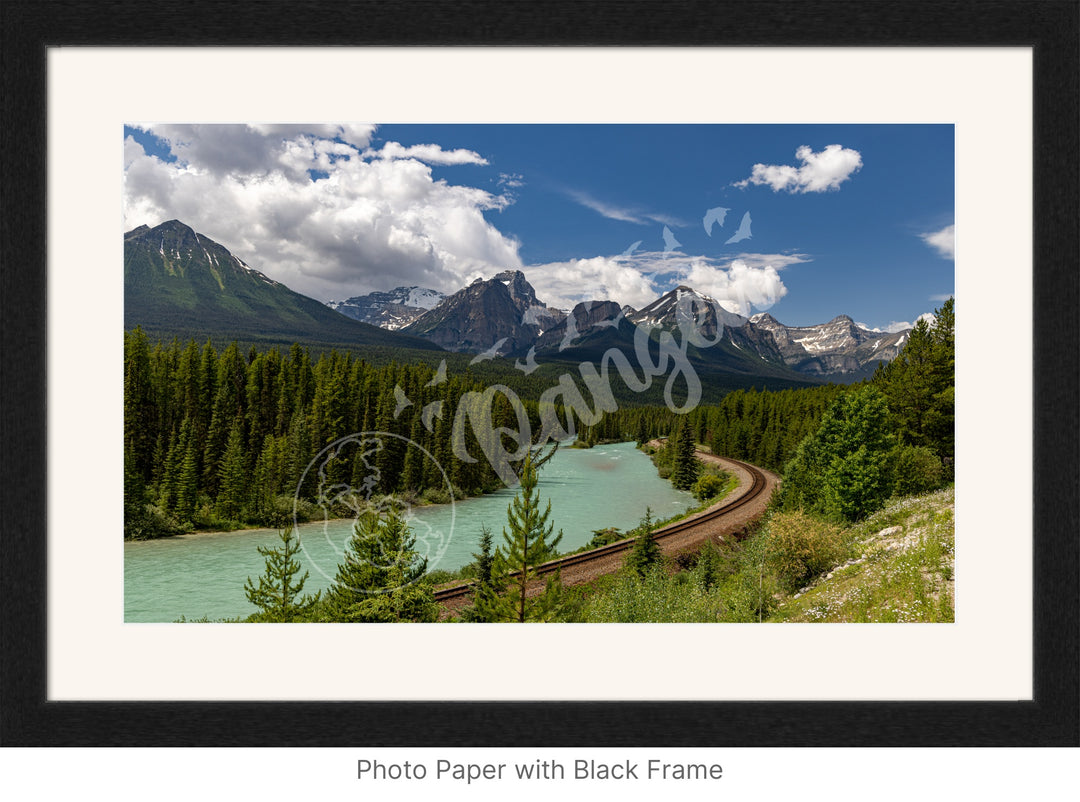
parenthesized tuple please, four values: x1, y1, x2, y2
(124, 123, 953, 330)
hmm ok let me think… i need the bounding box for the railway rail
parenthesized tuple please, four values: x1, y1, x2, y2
(432, 454, 770, 605)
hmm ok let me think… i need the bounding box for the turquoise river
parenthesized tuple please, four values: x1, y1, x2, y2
(124, 441, 694, 622)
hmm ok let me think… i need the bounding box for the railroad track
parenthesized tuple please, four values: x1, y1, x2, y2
(432, 455, 769, 604)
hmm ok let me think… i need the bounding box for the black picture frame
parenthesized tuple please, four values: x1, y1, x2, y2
(2, 0, 1076, 747)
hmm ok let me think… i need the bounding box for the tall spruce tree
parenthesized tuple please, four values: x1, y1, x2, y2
(478, 450, 564, 623)
(321, 507, 438, 622)
(461, 525, 505, 622)
(244, 528, 321, 622)
(217, 419, 248, 520)
(670, 419, 702, 490)
(625, 507, 662, 578)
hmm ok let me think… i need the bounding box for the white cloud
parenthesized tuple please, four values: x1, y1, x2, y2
(679, 260, 787, 316)
(522, 256, 660, 310)
(522, 251, 799, 314)
(722, 252, 811, 271)
(498, 172, 525, 188)
(735, 144, 863, 193)
(878, 312, 937, 333)
(366, 141, 488, 166)
(567, 190, 683, 227)
(133, 124, 376, 179)
(123, 126, 521, 301)
(929, 292, 954, 302)
(920, 224, 955, 259)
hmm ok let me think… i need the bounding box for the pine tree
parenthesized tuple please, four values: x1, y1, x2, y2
(625, 507, 662, 578)
(670, 419, 701, 490)
(175, 417, 200, 523)
(217, 419, 248, 520)
(461, 526, 505, 622)
(482, 450, 564, 622)
(244, 528, 321, 622)
(321, 507, 438, 622)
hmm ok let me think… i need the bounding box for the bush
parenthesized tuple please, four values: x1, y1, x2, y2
(891, 445, 943, 496)
(586, 527, 623, 549)
(126, 503, 185, 540)
(766, 511, 844, 593)
(421, 486, 454, 505)
(692, 470, 730, 503)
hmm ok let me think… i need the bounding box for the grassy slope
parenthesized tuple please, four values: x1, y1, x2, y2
(770, 489, 955, 623)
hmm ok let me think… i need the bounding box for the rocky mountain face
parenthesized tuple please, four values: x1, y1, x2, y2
(327, 286, 445, 330)
(748, 313, 909, 376)
(402, 270, 565, 356)
(535, 300, 624, 351)
(124, 220, 442, 351)
(627, 285, 748, 337)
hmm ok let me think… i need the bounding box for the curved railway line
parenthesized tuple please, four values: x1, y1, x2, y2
(433, 450, 775, 610)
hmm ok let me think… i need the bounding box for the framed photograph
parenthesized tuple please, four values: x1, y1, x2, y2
(2, 1, 1076, 747)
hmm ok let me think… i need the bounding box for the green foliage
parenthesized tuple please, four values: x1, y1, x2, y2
(585, 527, 623, 549)
(670, 420, 702, 490)
(891, 444, 944, 496)
(691, 542, 724, 592)
(765, 511, 845, 593)
(691, 470, 730, 503)
(320, 507, 438, 622)
(780, 384, 894, 521)
(243, 528, 321, 622)
(625, 508, 662, 578)
(125, 503, 186, 541)
(575, 564, 728, 623)
(123, 335, 533, 539)
(461, 526, 505, 622)
(874, 298, 955, 475)
(474, 450, 565, 622)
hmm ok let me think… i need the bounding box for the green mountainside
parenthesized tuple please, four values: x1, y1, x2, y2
(124, 220, 443, 353)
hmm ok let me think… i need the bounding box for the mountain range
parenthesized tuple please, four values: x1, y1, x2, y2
(124, 220, 912, 383)
(336, 279, 911, 380)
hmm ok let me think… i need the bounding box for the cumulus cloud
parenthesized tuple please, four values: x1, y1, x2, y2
(132, 124, 376, 179)
(920, 224, 955, 259)
(678, 260, 787, 316)
(123, 125, 521, 301)
(735, 144, 863, 193)
(366, 141, 489, 165)
(522, 256, 661, 310)
(498, 172, 525, 188)
(523, 251, 799, 314)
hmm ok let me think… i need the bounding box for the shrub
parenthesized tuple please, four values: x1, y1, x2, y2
(891, 445, 944, 496)
(692, 470, 729, 503)
(126, 503, 185, 540)
(766, 511, 844, 593)
(586, 527, 623, 549)
(421, 486, 453, 505)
